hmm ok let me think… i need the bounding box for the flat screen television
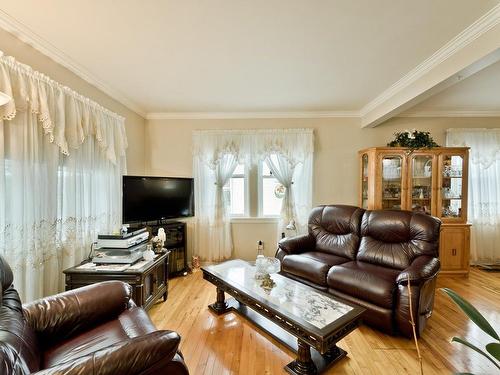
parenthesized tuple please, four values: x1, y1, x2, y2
(123, 176, 194, 223)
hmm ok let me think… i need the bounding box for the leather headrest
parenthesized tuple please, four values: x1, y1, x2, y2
(358, 210, 441, 269)
(361, 210, 441, 245)
(309, 205, 365, 235)
(0, 255, 14, 294)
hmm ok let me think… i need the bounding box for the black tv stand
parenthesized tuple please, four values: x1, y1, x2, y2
(130, 221, 188, 278)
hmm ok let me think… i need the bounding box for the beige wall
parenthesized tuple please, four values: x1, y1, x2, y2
(3, 25, 498, 263)
(146, 116, 500, 204)
(145, 116, 500, 260)
(0, 28, 146, 174)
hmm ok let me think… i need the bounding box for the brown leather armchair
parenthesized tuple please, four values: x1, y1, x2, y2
(276, 205, 441, 338)
(0, 255, 189, 374)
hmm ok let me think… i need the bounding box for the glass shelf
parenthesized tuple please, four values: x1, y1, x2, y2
(411, 155, 433, 215)
(361, 154, 369, 209)
(441, 154, 464, 219)
(382, 156, 402, 210)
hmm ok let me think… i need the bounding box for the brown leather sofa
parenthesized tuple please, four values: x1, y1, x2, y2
(276, 205, 441, 338)
(0, 255, 189, 374)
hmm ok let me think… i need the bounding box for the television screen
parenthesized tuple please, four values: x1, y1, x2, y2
(123, 176, 194, 223)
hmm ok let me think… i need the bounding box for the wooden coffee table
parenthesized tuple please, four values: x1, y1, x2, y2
(202, 259, 365, 375)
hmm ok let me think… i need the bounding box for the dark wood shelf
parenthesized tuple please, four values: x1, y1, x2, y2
(64, 252, 169, 311)
(152, 222, 188, 277)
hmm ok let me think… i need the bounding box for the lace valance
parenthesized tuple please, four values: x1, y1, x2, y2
(446, 128, 500, 169)
(0, 50, 127, 165)
(192, 128, 314, 167)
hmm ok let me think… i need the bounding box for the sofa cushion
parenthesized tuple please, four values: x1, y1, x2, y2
(282, 252, 349, 286)
(327, 261, 400, 308)
(358, 210, 441, 270)
(300, 251, 350, 266)
(308, 205, 365, 260)
(327, 288, 394, 334)
(43, 307, 157, 368)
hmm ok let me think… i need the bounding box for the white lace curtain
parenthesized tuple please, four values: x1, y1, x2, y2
(264, 153, 298, 237)
(446, 128, 500, 263)
(193, 129, 314, 262)
(0, 51, 127, 301)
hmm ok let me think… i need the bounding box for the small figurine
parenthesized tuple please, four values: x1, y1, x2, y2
(260, 274, 276, 290)
(192, 255, 200, 269)
(157, 228, 166, 247)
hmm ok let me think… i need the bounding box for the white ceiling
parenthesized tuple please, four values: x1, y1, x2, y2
(404, 59, 500, 114)
(0, 0, 499, 116)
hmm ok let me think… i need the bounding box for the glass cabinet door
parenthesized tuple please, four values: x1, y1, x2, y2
(440, 154, 464, 220)
(410, 155, 433, 215)
(361, 154, 369, 209)
(381, 155, 403, 210)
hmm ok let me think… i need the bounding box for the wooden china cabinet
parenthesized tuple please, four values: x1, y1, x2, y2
(359, 147, 470, 275)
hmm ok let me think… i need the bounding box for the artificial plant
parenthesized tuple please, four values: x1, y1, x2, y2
(387, 129, 439, 150)
(440, 288, 500, 374)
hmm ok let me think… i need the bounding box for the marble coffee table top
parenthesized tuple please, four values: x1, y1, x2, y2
(203, 259, 354, 329)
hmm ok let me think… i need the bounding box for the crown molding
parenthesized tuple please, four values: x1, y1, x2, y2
(0, 9, 146, 118)
(3, 6, 499, 123)
(398, 109, 500, 118)
(360, 4, 500, 118)
(146, 110, 360, 120)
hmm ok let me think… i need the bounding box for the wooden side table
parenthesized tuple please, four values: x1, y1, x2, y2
(63, 251, 169, 311)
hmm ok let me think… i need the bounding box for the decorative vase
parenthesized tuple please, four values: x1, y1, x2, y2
(143, 245, 155, 261)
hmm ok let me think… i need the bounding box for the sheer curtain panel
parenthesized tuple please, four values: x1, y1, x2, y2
(0, 51, 127, 301)
(193, 132, 244, 262)
(446, 128, 500, 263)
(193, 129, 313, 262)
(264, 153, 298, 238)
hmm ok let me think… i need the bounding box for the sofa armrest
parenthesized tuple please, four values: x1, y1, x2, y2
(33, 330, 181, 375)
(396, 256, 440, 285)
(278, 233, 315, 255)
(23, 281, 133, 346)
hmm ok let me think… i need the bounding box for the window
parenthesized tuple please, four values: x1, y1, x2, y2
(259, 159, 284, 217)
(224, 159, 285, 218)
(224, 163, 247, 216)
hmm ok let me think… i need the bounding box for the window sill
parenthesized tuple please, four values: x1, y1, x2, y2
(230, 217, 279, 224)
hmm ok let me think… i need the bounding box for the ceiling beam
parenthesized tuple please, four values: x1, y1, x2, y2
(360, 5, 500, 128)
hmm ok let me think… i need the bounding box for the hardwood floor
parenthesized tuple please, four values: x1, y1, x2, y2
(149, 268, 500, 374)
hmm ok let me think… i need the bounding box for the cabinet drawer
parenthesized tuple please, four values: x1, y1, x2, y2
(440, 226, 469, 271)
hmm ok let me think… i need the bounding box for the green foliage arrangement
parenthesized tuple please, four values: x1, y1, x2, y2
(440, 288, 500, 374)
(387, 129, 439, 150)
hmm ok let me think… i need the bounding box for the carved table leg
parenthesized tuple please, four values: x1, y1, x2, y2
(208, 287, 231, 315)
(322, 345, 342, 360)
(285, 339, 318, 375)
